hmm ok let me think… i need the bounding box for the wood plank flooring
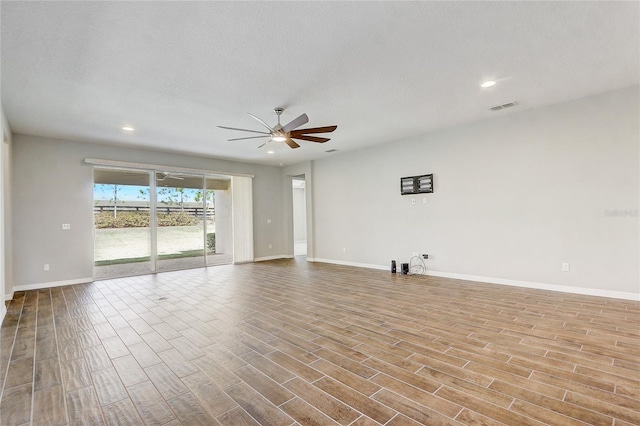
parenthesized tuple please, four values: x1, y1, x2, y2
(1, 259, 638, 425)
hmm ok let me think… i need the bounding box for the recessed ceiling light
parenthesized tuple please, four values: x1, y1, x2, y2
(267, 150, 275, 154)
(122, 126, 135, 131)
(480, 80, 496, 88)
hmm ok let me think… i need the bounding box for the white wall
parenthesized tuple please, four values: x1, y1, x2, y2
(310, 87, 639, 299)
(1, 104, 13, 312)
(293, 185, 307, 241)
(10, 135, 285, 290)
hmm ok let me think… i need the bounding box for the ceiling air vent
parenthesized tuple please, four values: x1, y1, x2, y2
(489, 101, 518, 111)
(325, 149, 338, 153)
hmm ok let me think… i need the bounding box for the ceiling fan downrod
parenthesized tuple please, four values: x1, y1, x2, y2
(274, 107, 284, 129)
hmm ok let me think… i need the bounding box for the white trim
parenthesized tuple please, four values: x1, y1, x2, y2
(11, 277, 94, 293)
(0, 304, 6, 324)
(4, 290, 14, 301)
(307, 258, 640, 301)
(425, 270, 640, 301)
(308, 258, 388, 271)
(84, 158, 254, 179)
(150, 171, 158, 273)
(254, 255, 294, 262)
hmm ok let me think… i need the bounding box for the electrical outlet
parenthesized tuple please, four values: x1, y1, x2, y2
(562, 262, 570, 272)
(268, 244, 272, 249)
(267, 219, 271, 224)
(44, 264, 49, 271)
(343, 247, 347, 253)
(62, 223, 71, 230)
(411, 198, 416, 205)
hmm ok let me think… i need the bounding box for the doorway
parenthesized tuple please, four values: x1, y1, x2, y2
(292, 177, 307, 256)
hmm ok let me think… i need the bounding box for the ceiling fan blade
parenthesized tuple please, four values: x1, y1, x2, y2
(217, 126, 270, 135)
(284, 138, 301, 149)
(291, 134, 330, 143)
(257, 142, 269, 149)
(248, 113, 274, 132)
(228, 135, 270, 141)
(281, 113, 309, 133)
(290, 125, 337, 135)
(158, 172, 184, 180)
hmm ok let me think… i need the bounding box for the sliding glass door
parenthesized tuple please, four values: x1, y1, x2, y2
(155, 172, 205, 272)
(94, 168, 234, 278)
(93, 168, 152, 279)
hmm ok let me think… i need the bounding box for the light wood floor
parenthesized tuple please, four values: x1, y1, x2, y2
(1, 259, 638, 425)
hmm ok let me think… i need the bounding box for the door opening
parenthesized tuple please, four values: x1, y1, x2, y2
(292, 177, 307, 256)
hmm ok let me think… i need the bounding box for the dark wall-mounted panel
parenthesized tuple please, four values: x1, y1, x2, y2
(400, 174, 433, 195)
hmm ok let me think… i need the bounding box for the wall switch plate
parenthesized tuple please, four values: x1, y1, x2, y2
(44, 264, 49, 271)
(343, 247, 347, 253)
(268, 244, 272, 249)
(62, 223, 71, 230)
(411, 199, 416, 205)
(267, 219, 271, 224)
(562, 262, 570, 272)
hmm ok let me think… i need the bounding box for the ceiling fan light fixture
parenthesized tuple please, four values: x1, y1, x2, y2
(218, 108, 337, 149)
(481, 80, 496, 88)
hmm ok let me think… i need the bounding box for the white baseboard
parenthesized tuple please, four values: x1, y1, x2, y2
(307, 258, 639, 301)
(307, 258, 388, 271)
(9, 277, 94, 296)
(426, 270, 639, 301)
(254, 255, 294, 262)
(0, 304, 6, 325)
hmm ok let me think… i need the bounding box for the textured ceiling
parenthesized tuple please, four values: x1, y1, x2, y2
(1, 1, 638, 167)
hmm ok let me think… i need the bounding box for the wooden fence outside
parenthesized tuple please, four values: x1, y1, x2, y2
(94, 204, 214, 217)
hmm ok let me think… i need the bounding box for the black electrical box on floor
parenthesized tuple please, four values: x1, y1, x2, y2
(401, 263, 409, 275)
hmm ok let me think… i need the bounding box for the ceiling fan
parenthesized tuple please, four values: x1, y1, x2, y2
(218, 107, 337, 149)
(156, 172, 184, 181)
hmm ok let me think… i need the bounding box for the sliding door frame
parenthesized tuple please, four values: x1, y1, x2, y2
(89, 159, 250, 277)
(149, 171, 158, 272)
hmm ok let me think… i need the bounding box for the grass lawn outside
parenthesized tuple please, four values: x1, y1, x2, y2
(93, 223, 231, 279)
(95, 225, 214, 263)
